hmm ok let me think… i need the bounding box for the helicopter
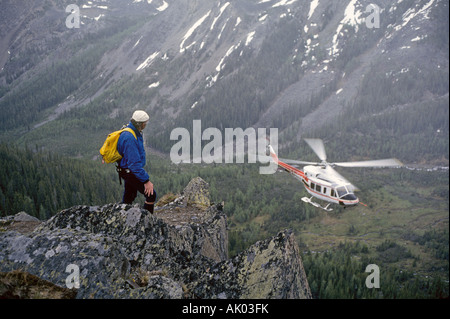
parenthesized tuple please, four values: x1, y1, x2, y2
(265, 138, 403, 211)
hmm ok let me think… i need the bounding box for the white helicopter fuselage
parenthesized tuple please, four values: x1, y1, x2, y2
(275, 158, 360, 208)
(302, 165, 359, 207)
(267, 140, 401, 211)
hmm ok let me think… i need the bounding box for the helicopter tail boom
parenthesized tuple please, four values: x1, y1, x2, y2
(269, 145, 307, 180)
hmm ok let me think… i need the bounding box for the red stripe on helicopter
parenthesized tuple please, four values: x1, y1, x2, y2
(276, 160, 308, 182)
(269, 146, 309, 182)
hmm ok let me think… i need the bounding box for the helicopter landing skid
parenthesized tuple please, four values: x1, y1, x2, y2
(301, 197, 333, 212)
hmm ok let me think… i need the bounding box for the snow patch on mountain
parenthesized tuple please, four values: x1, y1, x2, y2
(136, 52, 160, 71)
(180, 10, 212, 53)
(272, 0, 298, 8)
(329, 0, 363, 56)
(211, 2, 230, 30)
(148, 81, 160, 88)
(156, 1, 169, 11)
(308, 0, 319, 19)
(386, 0, 436, 41)
(246, 31, 256, 46)
(396, 0, 435, 31)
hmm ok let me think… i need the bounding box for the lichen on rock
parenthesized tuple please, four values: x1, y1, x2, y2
(182, 177, 211, 209)
(0, 177, 311, 299)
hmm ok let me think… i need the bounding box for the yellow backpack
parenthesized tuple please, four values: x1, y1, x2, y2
(99, 127, 137, 163)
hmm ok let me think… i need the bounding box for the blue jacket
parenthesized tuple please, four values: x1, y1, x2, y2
(117, 122, 150, 183)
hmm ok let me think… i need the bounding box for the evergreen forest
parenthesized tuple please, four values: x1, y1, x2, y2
(0, 143, 448, 299)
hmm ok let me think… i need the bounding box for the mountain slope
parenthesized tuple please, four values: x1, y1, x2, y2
(0, 0, 448, 164)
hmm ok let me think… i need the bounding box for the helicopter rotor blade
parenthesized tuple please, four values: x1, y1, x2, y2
(326, 166, 360, 192)
(333, 158, 403, 168)
(304, 138, 327, 162)
(279, 158, 321, 166)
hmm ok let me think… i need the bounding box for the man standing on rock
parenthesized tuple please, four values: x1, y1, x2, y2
(117, 110, 157, 214)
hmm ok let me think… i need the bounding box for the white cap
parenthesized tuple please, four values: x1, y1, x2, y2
(132, 110, 149, 122)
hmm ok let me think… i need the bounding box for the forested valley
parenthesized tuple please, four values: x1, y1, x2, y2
(0, 143, 448, 298)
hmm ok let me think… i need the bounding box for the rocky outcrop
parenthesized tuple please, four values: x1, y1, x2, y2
(0, 177, 311, 299)
(182, 177, 211, 209)
(191, 230, 311, 299)
(0, 270, 77, 299)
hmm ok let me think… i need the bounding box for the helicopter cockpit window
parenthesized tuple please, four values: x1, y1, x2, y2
(341, 193, 358, 200)
(336, 186, 357, 200)
(336, 186, 347, 198)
